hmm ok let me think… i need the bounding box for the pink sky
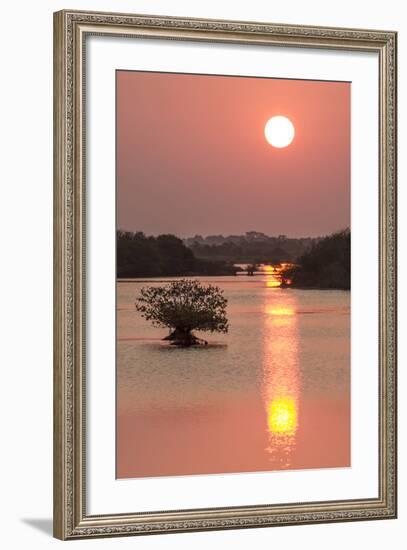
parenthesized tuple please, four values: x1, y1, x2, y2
(117, 71, 350, 237)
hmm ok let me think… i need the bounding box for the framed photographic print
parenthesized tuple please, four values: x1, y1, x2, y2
(53, 9, 397, 540)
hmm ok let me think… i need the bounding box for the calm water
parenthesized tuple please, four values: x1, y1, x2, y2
(117, 276, 350, 479)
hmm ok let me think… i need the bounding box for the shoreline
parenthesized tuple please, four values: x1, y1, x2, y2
(117, 277, 350, 291)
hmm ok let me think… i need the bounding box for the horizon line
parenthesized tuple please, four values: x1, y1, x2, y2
(117, 228, 350, 240)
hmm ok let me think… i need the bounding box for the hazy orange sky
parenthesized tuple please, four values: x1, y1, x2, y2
(117, 71, 350, 237)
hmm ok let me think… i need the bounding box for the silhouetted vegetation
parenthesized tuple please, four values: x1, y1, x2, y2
(135, 279, 228, 346)
(117, 231, 238, 278)
(118, 229, 350, 288)
(282, 229, 350, 290)
(186, 231, 315, 264)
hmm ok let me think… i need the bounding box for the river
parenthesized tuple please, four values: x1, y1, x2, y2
(116, 276, 350, 479)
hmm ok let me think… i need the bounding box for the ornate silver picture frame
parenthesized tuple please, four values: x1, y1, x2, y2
(53, 9, 397, 540)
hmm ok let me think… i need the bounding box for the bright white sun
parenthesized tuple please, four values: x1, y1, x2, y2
(264, 116, 295, 148)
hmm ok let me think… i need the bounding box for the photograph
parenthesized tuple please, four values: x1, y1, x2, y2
(116, 70, 351, 479)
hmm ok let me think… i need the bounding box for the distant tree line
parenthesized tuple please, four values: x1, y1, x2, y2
(186, 231, 316, 264)
(117, 229, 351, 288)
(117, 231, 238, 278)
(283, 229, 350, 290)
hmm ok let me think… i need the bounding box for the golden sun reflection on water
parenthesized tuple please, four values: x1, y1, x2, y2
(267, 397, 297, 435)
(266, 306, 295, 316)
(266, 279, 281, 288)
(262, 263, 295, 288)
(262, 284, 300, 467)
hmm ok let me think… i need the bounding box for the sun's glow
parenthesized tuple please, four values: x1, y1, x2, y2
(263, 265, 275, 273)
(264, 116, 295, 148)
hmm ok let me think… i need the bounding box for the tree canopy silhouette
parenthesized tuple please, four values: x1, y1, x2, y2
(117, 231, 237, 277)
(135, 279, 229, 346)
(282, 229, 350, 289)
